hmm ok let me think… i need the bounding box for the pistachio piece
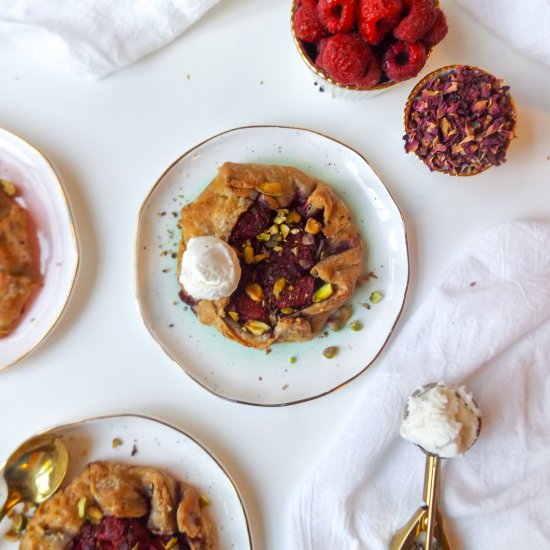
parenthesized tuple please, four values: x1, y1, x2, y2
(257, 232, 270, 242)
(349, 320, 363, 331)
(246, 283, 264, 302)
(273, 245, 283, 252)
(245, 320, 271, 336)
(165, 538, 179, 549)
(253, 252, 268, 263)
(0, 179, 16, 196)
(76, 497, 87, 519)
(369, 291, 384, 304)
(273, 277, 286, 297)
(199, 495, 210, 508)
(273, 215, 286, 224)
(86, 506, 103, 524)
(280, 307, 294, 315)
(244, 245, 255, 264)
(228, 310, 239, 322)
(323, 346, 339, 359)
(313, 283, 333, 303)
(260, 182, 283, 196)
(289, 356, 297, 364)
(286, 210, 302, 224)
(268, 224, 279, 235)
(305, 218, 322, 235)
(280, 223, 290, 239)
(290, 228, 301, 235)
(112, 437, 123, 448)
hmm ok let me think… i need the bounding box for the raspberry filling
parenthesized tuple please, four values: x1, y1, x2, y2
(225, 196, 330, 332)
(70, 516, 190, 550)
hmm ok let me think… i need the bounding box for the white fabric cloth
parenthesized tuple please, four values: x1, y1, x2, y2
(455, 0, 550, 68)
(0, 0, 220, 78)
(290, 220, 550, 549)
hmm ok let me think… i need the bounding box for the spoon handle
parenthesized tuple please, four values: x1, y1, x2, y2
(423, 454, 441, 550)
(0, 491, 22, 523)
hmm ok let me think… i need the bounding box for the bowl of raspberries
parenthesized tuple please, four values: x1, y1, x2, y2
(291, 0, 448, 95)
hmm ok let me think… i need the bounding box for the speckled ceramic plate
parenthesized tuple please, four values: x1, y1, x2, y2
(0, 127, 79, 371)
(135, 126, 409, 406)
(0, 414, 252, 549)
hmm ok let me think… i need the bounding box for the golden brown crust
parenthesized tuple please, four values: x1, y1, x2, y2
(0, 188, 41, 337)
(177, 162, 364, 349)
(20, 461, 213, 550)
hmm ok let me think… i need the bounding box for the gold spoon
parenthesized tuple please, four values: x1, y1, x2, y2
(391, 383, 481, 550)
(0, 434, 69, 522)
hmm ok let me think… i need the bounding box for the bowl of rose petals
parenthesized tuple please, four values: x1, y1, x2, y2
(291, 0, 448, 97)
(403, 65, 517, 175)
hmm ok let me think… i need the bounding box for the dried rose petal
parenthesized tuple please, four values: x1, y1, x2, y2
(404, 66, 516, 175)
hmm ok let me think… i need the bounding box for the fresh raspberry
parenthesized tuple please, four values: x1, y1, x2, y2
(321, 33, 372, 86)
(315, 37, 329, 69)
(317, 0, 357, 34)
(358, 0, 403, 45)
(355, 51, 382, 87)
(382, 40, 426, 81)
(393, 0, 437, 42)
(293, 4, 326, 43)
(421, 8, 448, 49)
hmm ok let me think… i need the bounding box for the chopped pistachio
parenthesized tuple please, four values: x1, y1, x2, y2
(290, 228, 301, 235)
(112, 437, 123, 448)
(86, 506, 103, 524)
(289, 356, 297, 364)
(273, 245, 283, 252)
(228, 310, 239, 322)
(369, 291, 384, 304)
(260, 182, 283, 196)
(273, 215, 286, 224)
(313, 283, 333, 303)
(257, 232, 270, 242)
(305, 218, 322, 234)
(244, 245, 255, 264)
(77, 496, 87, 519)
(280, 307, 294, 315)
(349, 320, 363, 331)
(286, 210, 302, 224)
(245, 320, 271, 336)
(323, 346, 339, 359)
(246, 283, 264, 302)
(253, 253, 268, 263)
(199, 495, 210, 508)
(165, 537, 179, 549)
(280, 223, 290, 239)
(268, 224, 279, 235)
(0, 179, 16, 196)
(273, 278, 286, 297)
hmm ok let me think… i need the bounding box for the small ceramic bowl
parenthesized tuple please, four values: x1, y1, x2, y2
(290, 0, 442, 99)
(403, 64, 517, 176)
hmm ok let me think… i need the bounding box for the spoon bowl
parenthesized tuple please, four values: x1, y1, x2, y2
(0, 434, 69, 522)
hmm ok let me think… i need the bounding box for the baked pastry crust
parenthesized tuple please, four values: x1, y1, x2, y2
(0, 187, 40, 337)
(177, 162, 364, 349)
(20, 461, 213, 550)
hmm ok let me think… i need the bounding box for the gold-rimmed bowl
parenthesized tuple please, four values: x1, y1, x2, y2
(290, 0, 442, 99)
(403, 64, 518, 176)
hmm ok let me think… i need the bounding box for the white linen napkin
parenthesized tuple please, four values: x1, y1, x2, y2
(455, 0, 550, 68)
(0, 0, 221, 78)
(290, 220, 550, 549)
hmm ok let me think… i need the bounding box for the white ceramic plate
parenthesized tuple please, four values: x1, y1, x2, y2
(135, 126, 409, 406)
(0, 414, 252, 549)
(0, 127, 79, 371)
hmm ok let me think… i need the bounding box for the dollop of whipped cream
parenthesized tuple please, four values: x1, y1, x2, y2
(179, 236, 241, 301)
(400, 382, 481, 458)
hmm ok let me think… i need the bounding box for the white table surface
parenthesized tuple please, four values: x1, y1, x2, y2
(1, 1, 550, 548)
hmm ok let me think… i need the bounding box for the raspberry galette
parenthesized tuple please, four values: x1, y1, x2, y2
(177, 162, 364, 349)
(20, 461, 213, 550)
